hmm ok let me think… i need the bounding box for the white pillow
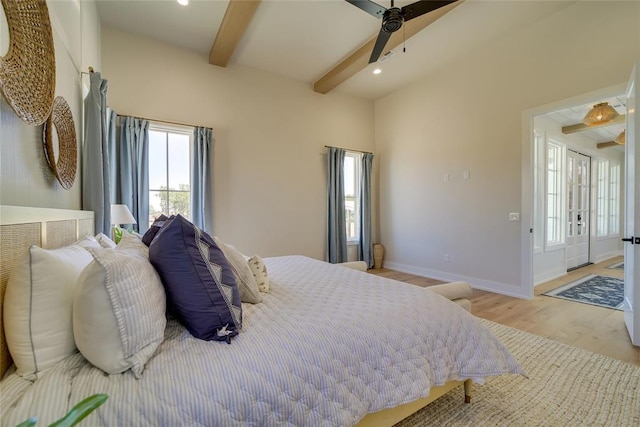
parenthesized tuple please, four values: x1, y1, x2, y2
(76, 234, 100, 248)
(95, 233, 116, 248)
(214, 237, 262, 304)
(248, 255, 270, 293)
(4, 242, 99, 380)
(73, 233, 166, 378)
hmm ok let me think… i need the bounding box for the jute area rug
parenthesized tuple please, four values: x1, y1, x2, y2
(394, 319, 640, 426)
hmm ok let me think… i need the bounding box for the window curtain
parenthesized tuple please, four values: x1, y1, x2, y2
(82, 72, 111, 235)
(107, 108, 118, 204)
(327, 147, 347, 263)
(359, 152, 374, 268)
(116, 116, 150, 233)
(191, 127, 213, 232)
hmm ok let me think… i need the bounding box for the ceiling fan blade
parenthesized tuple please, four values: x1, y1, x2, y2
(401, 0, 457, 21)
(369, 27, 393, 63)
(345, 0, 387, 19)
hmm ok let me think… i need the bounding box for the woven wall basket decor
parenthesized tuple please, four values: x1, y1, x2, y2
(43, 96, 76, 190)
(0, 0, 56, 126)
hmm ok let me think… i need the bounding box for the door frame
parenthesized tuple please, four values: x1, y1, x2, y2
(521, 83, 627, 297)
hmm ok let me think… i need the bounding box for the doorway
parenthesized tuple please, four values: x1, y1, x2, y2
(522, 69, 639, 346)
(566, 150, 591, 271)
(530, 95, 625, 287)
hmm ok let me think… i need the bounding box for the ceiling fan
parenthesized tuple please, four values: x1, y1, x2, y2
(346, 0, 457, 63)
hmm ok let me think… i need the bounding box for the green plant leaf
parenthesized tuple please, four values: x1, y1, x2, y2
(48, 394, 108, 427)
(114, 227, 123, 244)
(16, 417, 38, 427)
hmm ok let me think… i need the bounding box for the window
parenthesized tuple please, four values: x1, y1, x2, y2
(595, 160, 609, 237)
(595, 160, 621, 238)
(609, 163, 620, 235)
(148, 125, 192, 225)
(344, 152, 361, 242)
(545, 140, 565, 247)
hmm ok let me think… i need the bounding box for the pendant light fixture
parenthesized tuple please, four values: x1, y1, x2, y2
(615, 129, 626, 145)
(582, 102, 619, 126)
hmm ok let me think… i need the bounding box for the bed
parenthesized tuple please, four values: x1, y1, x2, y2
(0, 206, 523, 426)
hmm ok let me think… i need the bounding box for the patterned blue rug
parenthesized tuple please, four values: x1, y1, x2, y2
(543, 275, 624, 310)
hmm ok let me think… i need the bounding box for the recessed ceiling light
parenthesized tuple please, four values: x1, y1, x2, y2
(373, 68, 382, 75)
(177, 0, 189, 6)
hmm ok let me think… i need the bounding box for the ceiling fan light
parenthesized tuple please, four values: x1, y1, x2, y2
(373, 68, 382, 75)
(615, 130, 626, 145)
(382, 8, 404, 33)
(582, 102, 619, 126)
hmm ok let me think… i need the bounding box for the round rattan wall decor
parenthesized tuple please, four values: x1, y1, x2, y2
(43, 96, 76, 190)
(0, 0, 56, 126)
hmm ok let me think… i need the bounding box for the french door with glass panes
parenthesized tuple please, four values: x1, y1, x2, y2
(566, 150, 591, 271)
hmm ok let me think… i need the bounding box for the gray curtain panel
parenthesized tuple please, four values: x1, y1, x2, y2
(359, 152, 374, 268)
(192, 127, 213, 232)
(82, 72, 111, 235)
(107, 109, 118, 204)
(327, 147, 347, 263)
(117, 116, 150, 233)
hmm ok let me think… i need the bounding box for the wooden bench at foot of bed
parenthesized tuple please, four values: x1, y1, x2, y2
(357, 379, 472, 426)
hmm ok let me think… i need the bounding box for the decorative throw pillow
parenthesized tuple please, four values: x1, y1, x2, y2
(73, 233, 166, 378)
(149, 215, 242, 342)
(76, 234, 101, 248)
(4, 240, 99, 380)
(248, 255, 270, 293)
(142, 214, 170, 246)
(214, 237, 262, 304)
(95, 233, 116, 248)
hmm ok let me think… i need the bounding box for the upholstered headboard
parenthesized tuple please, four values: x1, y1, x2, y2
(0, 205, 94, 377)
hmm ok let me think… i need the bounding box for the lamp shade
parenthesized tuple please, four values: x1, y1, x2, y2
(582, 102, 619, 126)
(111, 204, 136, 225)
(615, 130, 626, 145)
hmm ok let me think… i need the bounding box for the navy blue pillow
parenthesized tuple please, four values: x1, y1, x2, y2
(142, 214, 170, 246)
(148, 215, 242, 342)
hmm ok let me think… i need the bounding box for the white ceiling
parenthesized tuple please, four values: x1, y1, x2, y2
(95, 0, 627, 150)
(543, 96, 626, 148)
(95, 0, 578, 100)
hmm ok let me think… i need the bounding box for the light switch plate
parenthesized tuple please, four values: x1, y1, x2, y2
(509, 212, 520, 222)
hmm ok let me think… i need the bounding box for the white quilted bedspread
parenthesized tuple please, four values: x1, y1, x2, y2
(1, 256, 523, 426)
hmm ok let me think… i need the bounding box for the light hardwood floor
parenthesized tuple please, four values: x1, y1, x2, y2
(369, 257, 639, 367)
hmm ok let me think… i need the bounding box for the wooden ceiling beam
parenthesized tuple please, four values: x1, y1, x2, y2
(209, 0, 261, 67)
(597, 141, 623, 149)
(313, 0, 464, 94)
(561, 114, 626, 134)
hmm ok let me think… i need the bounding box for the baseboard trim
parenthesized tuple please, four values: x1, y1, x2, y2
(383, 261, 531, 300)
(593, 250, 623, 264)
(534, 269, 567, 287)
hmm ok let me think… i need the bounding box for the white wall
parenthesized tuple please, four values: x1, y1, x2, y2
(375, 1, 639, 297)
(0, 0, 101, 209)
(101, 27, 375, 260)
(532, 116, 625, 285)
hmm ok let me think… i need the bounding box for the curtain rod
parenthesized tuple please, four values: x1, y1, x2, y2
(80, 66, 95, 76)
(324, 145, 372, 155)
(116, 113, 206, 130)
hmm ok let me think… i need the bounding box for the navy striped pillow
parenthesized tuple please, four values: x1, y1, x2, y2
(149, 215, 242, 342)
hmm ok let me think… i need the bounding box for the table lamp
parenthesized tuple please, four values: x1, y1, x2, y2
(111, 204, 136, 243)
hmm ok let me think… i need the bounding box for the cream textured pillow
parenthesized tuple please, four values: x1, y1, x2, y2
(95, 233, 116, 248)
(248, 255, 269, 293)
(4, 242, 99, 380)
(73, 233, 166, 378)
(214, 237, 262, 304)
